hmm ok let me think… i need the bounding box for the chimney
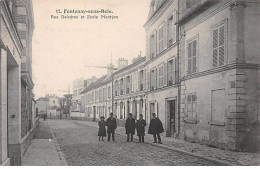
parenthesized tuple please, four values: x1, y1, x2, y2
(117, 58, 128, 70)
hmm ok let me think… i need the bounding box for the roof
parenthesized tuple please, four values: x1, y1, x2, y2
(80, 75, 111, 94)
(36, 97, 49, 101)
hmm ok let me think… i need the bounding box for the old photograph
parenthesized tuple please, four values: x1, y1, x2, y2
(0, 0, 259, 166)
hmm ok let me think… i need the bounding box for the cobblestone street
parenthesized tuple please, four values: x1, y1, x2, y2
(48, 119, 221, 166)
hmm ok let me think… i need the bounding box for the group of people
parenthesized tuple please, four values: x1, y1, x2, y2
(98, 112, 164, 144)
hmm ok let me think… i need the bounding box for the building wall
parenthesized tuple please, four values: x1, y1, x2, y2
(179, 0, 260, 151)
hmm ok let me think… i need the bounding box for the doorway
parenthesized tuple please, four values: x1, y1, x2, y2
(150, 103, 155, 121)
(166, 100, 175, 136)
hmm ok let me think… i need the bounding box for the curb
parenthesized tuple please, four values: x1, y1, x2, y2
(47, 121, 68, 166)
(72, 120, 234, 166)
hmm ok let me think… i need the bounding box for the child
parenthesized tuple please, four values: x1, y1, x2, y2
(98, 116, 106, 141)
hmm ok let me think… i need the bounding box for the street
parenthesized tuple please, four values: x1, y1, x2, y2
(48, 119, 219, 166)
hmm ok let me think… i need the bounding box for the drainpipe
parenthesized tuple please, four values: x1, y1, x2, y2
(177, 0, 181, 138)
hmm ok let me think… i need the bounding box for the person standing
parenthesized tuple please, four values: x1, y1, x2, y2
(148, 113, 164, 144)
(98, 116, 106, 141)
(125, 113, 135, 142)
(106, 113, 117, 142)
(135, 114, 146, 143)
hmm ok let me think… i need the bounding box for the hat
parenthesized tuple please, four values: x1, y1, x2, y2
(110, 112, 113, 115)
(152, 113, 156, 116)
(100, 116, 105, 119)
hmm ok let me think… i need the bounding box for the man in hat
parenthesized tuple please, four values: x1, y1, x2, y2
(125, 113, 135, 142)
(106, 112, 117, 142)
(148, 113, 164, 144)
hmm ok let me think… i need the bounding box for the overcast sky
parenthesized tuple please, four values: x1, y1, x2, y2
(32, 0, 150, 99)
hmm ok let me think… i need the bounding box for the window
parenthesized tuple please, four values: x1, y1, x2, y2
(150, 69, 156, 90)
(158, 26, 164, 53)
(213, 24, 225, 67)
(150, 33, 156, 59)
(211, 89, 225, 124)
(138, 71, 144, 91)
(158, 65, 164, 87)
(53, 100, 55, 104)
(167, 59, 176, 85)
(115, 80, 118, 96)
(126, 76, 131, 94)
(167, 14, 176, 46)
(187, 39, 197, 75)
(17, 23, 26, 31)
(17, 6, 27, 15)
(108, 86, 111, 99)
(120, 78, 124, 95)
(187, 93, 197, 120)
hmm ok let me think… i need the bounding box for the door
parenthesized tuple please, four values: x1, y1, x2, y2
(169, 100, 175, 136)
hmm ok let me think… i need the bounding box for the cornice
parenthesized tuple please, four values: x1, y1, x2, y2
(180, 63, 260, 81)
(144, 0, 174, 29)
(0, 1, 23, 57)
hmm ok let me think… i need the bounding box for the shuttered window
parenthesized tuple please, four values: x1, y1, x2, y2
(167, 13, 176, 47)
(158, 65, 164, 87)
(158, 26, 164, 53)
(187, 39, 197, 75)
(187, 93, 197, 120)
(150, 33, 156, 59)
(167, 59, 176, 85)
(213, 24, 225, 67)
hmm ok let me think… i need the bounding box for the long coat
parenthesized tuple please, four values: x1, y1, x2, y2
(106, 117, 117, 133)
(148, 117, 164, 134)
(135, 119, 146, 136)
(98, 121, 106, 137)
(125, 117, 135, 134)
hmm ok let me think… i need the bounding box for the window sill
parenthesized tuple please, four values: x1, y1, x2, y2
(209, 121, 225, 126)
(184, 119, 197, 124)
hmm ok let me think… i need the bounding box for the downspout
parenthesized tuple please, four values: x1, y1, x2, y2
(177, 0, 181, 138)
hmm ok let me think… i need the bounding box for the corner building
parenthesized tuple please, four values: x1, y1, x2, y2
(178, 0, 260, 151)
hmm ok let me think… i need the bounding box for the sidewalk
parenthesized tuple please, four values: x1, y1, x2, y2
(22, 119, 66, 166)
(73, 120, 260, 166)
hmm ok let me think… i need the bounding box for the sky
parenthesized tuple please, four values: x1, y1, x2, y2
(32, 0, 150, 99)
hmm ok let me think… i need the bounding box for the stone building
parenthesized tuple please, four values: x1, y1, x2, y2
(144, 0, 179, 137)
(177, 0, 260, 151)
(82, 65, 113, 121)
(0, 0, 36, 165)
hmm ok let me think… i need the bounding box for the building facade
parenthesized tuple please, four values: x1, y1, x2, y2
(80, 0, 259, 152)
(0, 0, 36, 165)
(178, 0, 260, 151)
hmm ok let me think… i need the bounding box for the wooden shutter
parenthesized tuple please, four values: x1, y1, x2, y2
(156, 68, 159, 89)
(164, 62, 167, 86)
(147, 71, 150, 91)
(164, 21, 167, 49)
(219, 25, 225, 66)
(213, 28, 218, 67)
(143, 69, 146, 90)
(173, 12, 176, 42)
(138, 71, 140, 91)
(192, 40, 197, 73)
(187, 42, 192, 74)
